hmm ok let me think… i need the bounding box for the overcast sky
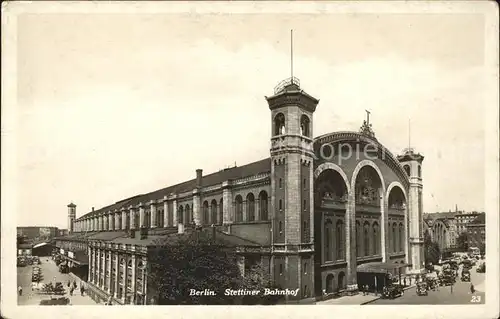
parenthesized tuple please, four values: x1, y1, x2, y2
(12, 10, 490, 228)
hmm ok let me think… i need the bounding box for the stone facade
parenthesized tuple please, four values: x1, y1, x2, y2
(61, 77, 424, 303)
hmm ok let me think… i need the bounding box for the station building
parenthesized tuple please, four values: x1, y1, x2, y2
(58, 76, 426, 304)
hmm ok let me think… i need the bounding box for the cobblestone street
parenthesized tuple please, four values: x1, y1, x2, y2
(17, 258, 97, 305)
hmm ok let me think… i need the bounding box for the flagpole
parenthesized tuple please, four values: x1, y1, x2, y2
(290, 29, 294, 80)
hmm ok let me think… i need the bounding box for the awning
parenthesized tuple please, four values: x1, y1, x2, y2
(63, 254, 88, 266)
(33, 242, 49, 249)
(357, 262, 411, 274)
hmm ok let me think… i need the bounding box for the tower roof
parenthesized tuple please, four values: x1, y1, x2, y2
(67, 203, 76, 208)
(265, 77, 319, 113)
(397, 148, 424, 163)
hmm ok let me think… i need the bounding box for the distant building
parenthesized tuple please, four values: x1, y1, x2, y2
(17, 226, 59, 241)
(465, 213, 485, 252)
(17, 243, 32, 256)
(58, 229, 69, 237)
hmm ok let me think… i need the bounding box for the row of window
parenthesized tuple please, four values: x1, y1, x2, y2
(234, 191, 269, 222)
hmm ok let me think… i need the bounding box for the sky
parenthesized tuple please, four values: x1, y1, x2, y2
(12, 11, 490, 228)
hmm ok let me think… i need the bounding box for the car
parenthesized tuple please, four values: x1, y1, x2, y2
(417, 282, 428, 296)
(476, 263, 485, 273)
(461, 271, 471, 282)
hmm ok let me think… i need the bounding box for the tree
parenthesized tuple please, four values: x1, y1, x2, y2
(148, 231, 245, 305)
(424, 231, 440, 265)
(456, 232, 469, 252)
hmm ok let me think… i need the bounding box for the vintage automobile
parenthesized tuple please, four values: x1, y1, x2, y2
(417, 282, 428, 296)
(461, 270, 471, 282)
(382, 284, 404, 299)
(440, 275, 455, 286)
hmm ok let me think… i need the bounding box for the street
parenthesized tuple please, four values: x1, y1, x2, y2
(371, 264, 485, 305)
(17, 257, 97, 305)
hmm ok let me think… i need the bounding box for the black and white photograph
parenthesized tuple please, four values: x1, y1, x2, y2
(2, 1, 499, 318)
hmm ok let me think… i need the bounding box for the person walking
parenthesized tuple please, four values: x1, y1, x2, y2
(67, 280, 71, 288)
(470, 283, 475, 294)
(80, 284, 84, 296)
(70, 287, 74, 296)
(18, 286, 23, 296)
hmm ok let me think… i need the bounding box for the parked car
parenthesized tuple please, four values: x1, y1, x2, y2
(461, 270, 471, 282)
(476, 263, 485, 273)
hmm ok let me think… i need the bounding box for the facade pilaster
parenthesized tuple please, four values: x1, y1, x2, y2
(130, 207, 137, 229)
(222, 181, 233, 224)
(163, 196, 169, 227)
(150, 203, 157, 228)
(193, 189, 201, 226)
(172, 198, 178, 227)
(130, 255, 136, 304)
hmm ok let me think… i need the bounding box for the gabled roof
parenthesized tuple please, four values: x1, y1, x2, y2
(77, 158, 271, 221)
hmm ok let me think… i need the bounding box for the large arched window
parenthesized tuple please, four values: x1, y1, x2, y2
(177, 205, 184, 224)
(373, 222, 379, 255)
(336, 220, 344, 260)
(324, 219, 333, 261)
(399, 222, 404, 252)
(259, 191, 268, 221)
(219, 199, 223, 225)
(392, 223, 397, 253)
(300, 114, 310, 137)
(126, 212, 130, 230)
(157, 209, 163, 228)
(235, 195, 243, 222)
(356, 221, 361, 257)
(203, 201, 209, 225)
(247, 193, 255, 221)
(363, 222, 370, 256)
(274, 113, 286, 136)
(211, 200, 218, 225)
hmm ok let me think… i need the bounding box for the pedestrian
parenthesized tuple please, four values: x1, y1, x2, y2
(70, 287, 74, 296)
(80, 285, 84, 296)
(470, 283, 475, 294)
(18, 286, 23, 296)
(73, 281, 77, 289)
(67, 280, 71, 288)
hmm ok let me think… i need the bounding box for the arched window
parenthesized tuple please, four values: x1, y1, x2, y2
(336, 220, 344, 260)
(247, 193, 255, 221)
(211, 200, 218, 225)
(373, 222, 379, 255)
(177, 205, 184, 224)
(326, 274, 334, 293)
(279, 221, 283, 235)
(300, 114, 310, 137)
(356, 221, 361, 257)
(364, 222, 370, 256)
(279, 199, 283, 210)
(392, 223, 397, 253)
(126, 212, 130, 230)
(404, 165, 410, 176)
(157, 209, 163, 228)
(279, 178, 283, 189)
(274, 113, 286, 136)
(324, 219, 333, 261)
(259, 191, 268, 220)
(399, 222, 404, 252)
(235, 195, 243, 222)
(219, 199, 223, 225)
(203, 201, 209, 225)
